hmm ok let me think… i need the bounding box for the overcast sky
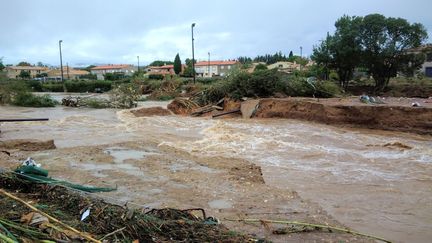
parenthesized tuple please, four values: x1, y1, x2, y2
(1, 0, 431, 66)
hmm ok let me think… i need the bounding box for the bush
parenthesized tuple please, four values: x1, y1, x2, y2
(284, 76, 316, 97)
(12, 93, 58, 107)
(316, 80, 342, 97)
(254, 63, 268, 71)
(229, 69, 282, 98)
(79, 74, 97, 80)
(83, 98, 111, 108)
(148, 74, 164, 80)
(42, 82, 64, 92)
(104, 72, 125, 81)
(65, 80, 112, 93)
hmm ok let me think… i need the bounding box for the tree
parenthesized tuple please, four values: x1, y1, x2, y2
(0, 57, 4, 71)
(359, 14, 427, 92)
(237, 56, 252, 64)
(254, 63, 268, 71)
(149, 60, 173, 67)
(17, 61, 32, 66)
(289, 51, 294, 59)
(36, 61, 47, 67)
(312, 14, 427, 92)
(173, 53, 182, 75)
(19, 70, 31, 79)
(312, 16, 363, 89)
(84, 65, 96, 72)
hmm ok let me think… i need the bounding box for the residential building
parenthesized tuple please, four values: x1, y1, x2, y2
(90, 64, 136, 80)
(5, 66, 49, 79)
(47, 66, 90, 80)
(407, 44, 432, 77)
(194, 60, 239, 77)
(146, 64, 185, 76)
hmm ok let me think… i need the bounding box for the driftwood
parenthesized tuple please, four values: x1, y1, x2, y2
(212, 109, 241, 118)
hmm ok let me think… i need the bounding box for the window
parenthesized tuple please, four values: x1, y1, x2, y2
(427, 53, 432, 62)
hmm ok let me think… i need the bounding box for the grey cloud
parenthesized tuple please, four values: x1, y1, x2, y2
(1, 0, 430, 66)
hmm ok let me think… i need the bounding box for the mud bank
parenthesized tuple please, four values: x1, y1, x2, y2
(253, 97, 432, 135)
(0, 139, 56, 151)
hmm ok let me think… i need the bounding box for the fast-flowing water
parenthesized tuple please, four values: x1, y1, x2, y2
(1, 103, 431, 242)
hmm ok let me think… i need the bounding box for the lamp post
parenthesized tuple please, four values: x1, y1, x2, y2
(191, 23, 196, 83)
(59, 40, 64, 82)
(137, 55, 140, 72)
(208, 52, 210, 77)
(300, 46, 303, 72)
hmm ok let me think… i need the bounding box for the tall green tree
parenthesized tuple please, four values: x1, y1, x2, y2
(359, 14, 427, 92)
(312, 16, 363, 89)
(288, 51, 294, 58)
(312, 14, 428, 92)
(173, 53, 182, 75)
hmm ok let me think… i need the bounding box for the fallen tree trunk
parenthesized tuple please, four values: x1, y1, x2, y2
(212, 109, 241, 118)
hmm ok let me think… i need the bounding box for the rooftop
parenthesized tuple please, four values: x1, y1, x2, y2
(91, 64, 132, 70)
(195, 60, 238, 66)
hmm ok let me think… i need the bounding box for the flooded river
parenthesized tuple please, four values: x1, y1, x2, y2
(1, 103, 431, 242)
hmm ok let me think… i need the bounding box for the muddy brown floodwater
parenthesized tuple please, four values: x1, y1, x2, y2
(1, 102, 431, 243)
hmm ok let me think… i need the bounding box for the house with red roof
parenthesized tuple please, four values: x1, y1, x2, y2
(90, 64, 136, 80)
(194, 60, 239, 77)
(146, 64, 186, 76)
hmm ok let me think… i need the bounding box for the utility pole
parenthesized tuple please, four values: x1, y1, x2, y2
(208, 52, 210, 77)
(66, 62, 70, 79)
(191, 23, 196, 83)
(59, 40, 64, 82)
(137, 55, 140, 72)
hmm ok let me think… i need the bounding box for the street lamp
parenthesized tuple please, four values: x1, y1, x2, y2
(191, 23, 196, 83)
(59, 40, 64, 82)
(208, 52, 210, 77)
(300, 46, 303, 72)
(137, 55, 140, 72)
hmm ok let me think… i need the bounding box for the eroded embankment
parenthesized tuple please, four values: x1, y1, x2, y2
(253, 98, 432, 135)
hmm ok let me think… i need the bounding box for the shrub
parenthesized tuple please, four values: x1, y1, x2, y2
(254, 63, 268, 71)
(229, 69, 282, 98)
(283, 76, 316, 97)
(65, 80, 112, 93)
(148, 74, 165, 80)
(83, 98, 111, 108)
(104, 72, 125, 81)
(316, 80, 342, 97)
(12, 93, 58, 107)
(42, 82, 64, 92)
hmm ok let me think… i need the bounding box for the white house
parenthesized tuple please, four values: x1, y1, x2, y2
(90, 64, 136, 80)
(194, 60, 239, 77)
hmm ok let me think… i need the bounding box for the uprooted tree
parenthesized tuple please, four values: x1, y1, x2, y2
(312, 13, 428, 93)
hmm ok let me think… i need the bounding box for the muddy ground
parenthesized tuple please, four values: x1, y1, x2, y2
(0, 140, 374, 242)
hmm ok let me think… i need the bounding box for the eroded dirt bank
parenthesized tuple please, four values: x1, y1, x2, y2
(253, 97, 432, 135)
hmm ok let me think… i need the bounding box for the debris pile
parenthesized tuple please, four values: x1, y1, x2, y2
(0, 172, 250, 242)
